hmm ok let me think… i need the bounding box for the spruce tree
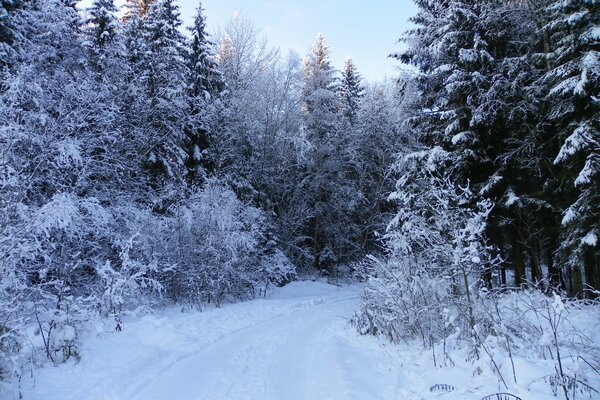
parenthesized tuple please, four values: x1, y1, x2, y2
(395, 0, 543, 287)
(338, 57, 363, 127)
(188, 4, 224, 98)
(543, 0, 600, 295)
(85, 0, 118, 50)
(137, 0, 189, 195)
(124, 0, 154, 19)
(184, 4, 225, 184)
(300, 34, 359, 271)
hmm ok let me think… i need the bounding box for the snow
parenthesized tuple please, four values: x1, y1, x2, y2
(451, 131, 467, 145)
(562, 207, 577, 225)
(504, 189, 520, 207)
(567, 10, 589, 25)
(575, 156, 595, 186)
(581, 51, 598, 70)
(584, 27, 600, 43)
(555, 122, 591, 164)
(575, 67, 588, 96)
(582, 231, 598, 247)
(15, 281, 584, 400)
(35, 193, 80, 236)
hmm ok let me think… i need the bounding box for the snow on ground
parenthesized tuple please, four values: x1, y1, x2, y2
(16, 281, 571, 400)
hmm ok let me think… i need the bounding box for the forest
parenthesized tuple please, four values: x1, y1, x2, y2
(0, 0, 599, 399)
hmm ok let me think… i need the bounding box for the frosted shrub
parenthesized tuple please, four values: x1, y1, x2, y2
(354, 256, 453, 347)
(33, 282, 90, 365)
(96, 235, 163, 331)
(477, 289, 600, 398)
(0, 276, 26, 385)
(354, 150, 499, 348)
(162, 180, 295, 305)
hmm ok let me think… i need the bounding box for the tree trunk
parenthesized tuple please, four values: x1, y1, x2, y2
(583, 248, 599, 298)
(511, 238, 526, 287)
(546, 234, 562, 290)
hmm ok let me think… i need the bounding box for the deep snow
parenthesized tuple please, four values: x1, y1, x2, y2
(15, 281, 584, 400)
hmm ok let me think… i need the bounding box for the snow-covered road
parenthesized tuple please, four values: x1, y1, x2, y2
(19, 280, 559, 400)
(131, 287, 388, 400)
(23, 281, 405, 400)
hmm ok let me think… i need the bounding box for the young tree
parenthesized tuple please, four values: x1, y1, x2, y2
(84, 0, 121, 75)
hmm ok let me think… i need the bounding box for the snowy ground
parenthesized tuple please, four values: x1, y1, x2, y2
(17, 281, 570, 400)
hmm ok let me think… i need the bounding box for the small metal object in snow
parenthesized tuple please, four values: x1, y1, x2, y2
(429, 383, 455, 392)
(480, 393, 522, 400)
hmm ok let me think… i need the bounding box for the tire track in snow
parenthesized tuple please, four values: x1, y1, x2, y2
(130, 293, 360, 400)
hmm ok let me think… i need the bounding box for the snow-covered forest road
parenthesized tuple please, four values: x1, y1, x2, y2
(18, 281, 574, 400)
(129, 284, 385, 400)
(24, 282, 406, 400)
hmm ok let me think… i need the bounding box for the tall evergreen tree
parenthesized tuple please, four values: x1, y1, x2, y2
(124, 0, 154, 19)
(85, 0, 118, 50)
(338, 57, 363, 126)
(543, 0, 600, 295)
(184, 4, 225, 184)
(300, 34, 360, 271)
(136, 0, 189, 196)
(188, 4, 224, 99)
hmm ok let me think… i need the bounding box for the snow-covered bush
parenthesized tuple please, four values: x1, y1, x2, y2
(354, 150, 600, 396)
(161, 180, 295, 306)
(96, 235, 163, 331)
(354, 149, 499, 351)
(475, 289, 600, 398)
(33, 286, 88, 365)
(0, 273, 27, 386)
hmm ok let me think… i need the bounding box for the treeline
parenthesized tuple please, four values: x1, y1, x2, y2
(0, 0, 405, 386)
(354, 2, 599, 395)
(394, 0, 599, 296)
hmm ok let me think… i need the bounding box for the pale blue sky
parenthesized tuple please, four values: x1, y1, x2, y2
(194, 0, 418, 81)
(80, 0, 418, 81)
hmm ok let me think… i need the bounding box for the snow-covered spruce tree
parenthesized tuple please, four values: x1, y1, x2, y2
(445, 0, 594, 292)
(188, 4, 224, 99)
(85, 0, 118, 50)
(84, 0, 120, 73)
(184, 3, 225, 185)
(123, 0, 154, 19)
(338, 57, 364, 127)
(542, 0, 600, 295)
(353, 80, 406, 255)
(354, 147, 498, 353)
(299, 34, 361, 272)
(466, 0, 561, 289)
(394, 0, 575, 289)
(393, 0, 500, 195)
(136, 0, 189, 203)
